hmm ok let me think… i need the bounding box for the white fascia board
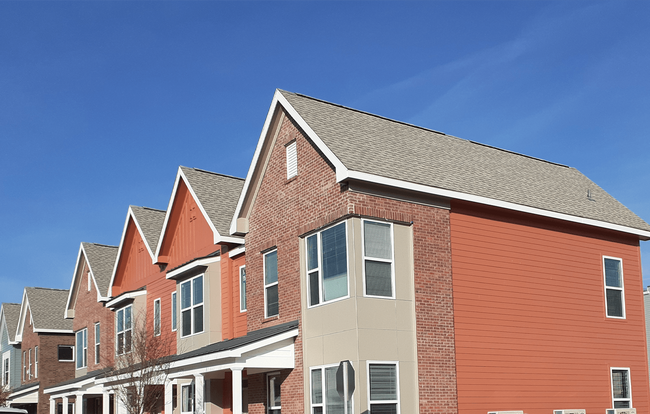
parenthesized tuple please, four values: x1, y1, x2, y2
(229, 246, 245, 258)
(166, 256, 221, 280)
(108, 208, 135, 297)
(170, 328, 298, 370)
(344, 170, 650, 239)
(15, 290, 29, 343)
(154, 168, 184, 263)
(178, 168, 225, 246)
(34, 328, 74, 334)
(44, 376, 97, 395)
(8, 383, 39, 399)
(229, 90, 348, 236)
(105, 289, 147, 308)
(65, 244, 86, 318)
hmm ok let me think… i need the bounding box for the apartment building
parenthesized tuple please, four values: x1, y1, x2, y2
(1, 303, 22, 393)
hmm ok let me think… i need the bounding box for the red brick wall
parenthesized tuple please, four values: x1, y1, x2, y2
(244, 110, 458, 413)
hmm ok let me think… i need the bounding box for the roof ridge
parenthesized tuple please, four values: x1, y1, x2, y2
(27, 287, 68, 292)
(84, 243, 118, 248)
(130, 205, 166, 213)
(185, 167, 245, 181)
(284, 90, 571, 170)
(2, 303, 20, 306)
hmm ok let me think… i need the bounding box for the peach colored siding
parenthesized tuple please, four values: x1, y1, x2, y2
(451, 201, 650, 414)
(220, 252, 246, 340)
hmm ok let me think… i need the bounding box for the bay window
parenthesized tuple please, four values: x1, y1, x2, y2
(116, 305, 132, 355)
(363, 220, 394, 298)
(310, 365, 351, 414)
(306, 222, 348, 307)
(180, 275, 204, 337)
(368, 362, 399, 414)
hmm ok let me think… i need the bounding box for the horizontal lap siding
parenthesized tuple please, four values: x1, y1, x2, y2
(451, 201, 650, 414)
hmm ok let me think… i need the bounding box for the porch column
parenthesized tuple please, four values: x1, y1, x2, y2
(193, 374, 205, 414)
(102, 392, 110, 414)
(75, 393, 84, 414)
(231, 368, 243, 414)
(164, 380, 173, 414)
(117, 395, 126, 414)
(62, 396, 69, 414)
(49, 397, 56, 414)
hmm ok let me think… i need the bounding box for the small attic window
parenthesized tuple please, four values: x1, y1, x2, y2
(286, 140, 297, 179)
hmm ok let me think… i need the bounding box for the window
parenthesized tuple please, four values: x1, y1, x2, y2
(267, 372, 281, 414)
(58, 345, 74, 362)
(28, 349, 31, 379)
(264, 250, 279, 317)
(116, 305, 132, 355)
(2, 351, 9, 386)
(171, 292, 177, 332)
(76, 328, 87, 369)
(240, 266, 247, 312)
(611, 368, 632, 408)
(604, 257, 625, 318)
(181, 383, 194, 414)
(22, 351, 25, 381)
(363, 220, 394, 298)
(34, 346, 38, 378)
(154, 298, 161, 336)
(368, 362, 399, 414)
(310, 365, 352, 414)
(95, 323, 100, 364)
(286, 140, 297, 179)
(180, 275, 204, 337)
(306, 222, 348, 307)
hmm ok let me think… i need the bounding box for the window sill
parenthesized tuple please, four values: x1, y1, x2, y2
(262, 315, 279, 324)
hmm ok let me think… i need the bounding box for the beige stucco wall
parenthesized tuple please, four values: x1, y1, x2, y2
(176, 260, 222, 353)
(301, 217, 418, 413)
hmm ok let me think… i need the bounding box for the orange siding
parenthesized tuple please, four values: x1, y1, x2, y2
(221, 252, 247, 340)
(451, 201, 650, 414)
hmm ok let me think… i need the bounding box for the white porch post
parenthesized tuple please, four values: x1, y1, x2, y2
(49, 397, 56, 414)
(231, 368, 243, 414)
(164, 380, 173, 414)
(117, 395, 126, 414)
(102, 392, 110, 414)
(193, 374, 205, 414)
(62, 396, 69, 414)
(75, 393, 84, 414)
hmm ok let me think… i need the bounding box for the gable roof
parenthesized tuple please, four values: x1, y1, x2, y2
(1, 303, 21, 343)
(154, 167, 245, 262)
(65, 243, 118, 314)
(17, 288, 73, 340)
(231, 89, 650, 239)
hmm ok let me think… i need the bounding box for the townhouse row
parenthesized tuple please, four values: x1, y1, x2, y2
(2, 89, 650, 414)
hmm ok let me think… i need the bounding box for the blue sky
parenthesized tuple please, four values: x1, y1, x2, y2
(1, 1, 649, 305)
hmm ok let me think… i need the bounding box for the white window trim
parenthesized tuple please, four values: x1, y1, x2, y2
(310, 363, 354, 413)
(153, 298, 161, 337)
(28, 349, 31, 379)
(181, 383, 194, 414)
(2, 351, 10, 386)
(603, 255, 626, 319)
(367, 360, 401, 414)
(264, 250, 279, 318)
(240, 265, 247, 313)
(305, 221, 350, 309)
(57, 345, 75, 362)
(94, 323, 100, 365)
(361, 219, 396, 299)
(116, 305, 133, 355)
(76, 328, 87, 369)
(611, 367, 632, 409)
(34, 346, 38, 378)
(180, 274, 205, 338)
(267, 371, 281, 414)
(171, 291, 177, 332)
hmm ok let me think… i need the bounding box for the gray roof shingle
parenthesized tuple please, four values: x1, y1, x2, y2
(2, 303, 21, 342)
(280, 90, 650, 232)
(25, 287, 73, 331)
(180, 167, 245, 237)
(82, 243, 118, 297)
(130, 206, 165, 254)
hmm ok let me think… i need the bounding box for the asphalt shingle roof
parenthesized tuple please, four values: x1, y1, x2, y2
(280, 90, 650, 232)
(82, 243, 118, 297)
(180, 167, 245, 237)
(25, 287, 73, 331)
(2, 303, 21, 342)
(130, 206, 166, 254)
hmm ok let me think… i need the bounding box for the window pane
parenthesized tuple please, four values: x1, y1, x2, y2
(366, 261, 392, 297)
(370, 404, 398, 414)
(117, 333, 124, 355)
(76, 332, 83, 368)
(369, 364, 397, 401)
(311, 369, 322, 404)
(607, 289, 624, 317)
(182, 309, 192, 336)
(124, 330, 132, 353)
(125, 307, 132, 329)
(265, 251, 278, 285)
(307, 235, 318, 271)
(614, 401, 631, 409)
(172, 292, 177, 330)
(268, 375, 281, 407)
(321, 223, 348, 301)
(612, 370, 630, 398)
(117, 310, 124, 332)
(313, 408, 323, 414)
(193, 276, 204, 305)
(95, 324, 100, 344)
(154, 301, 161, 335)
(194, 305, 204, 333)
(267, 285, 279, 317)
(325, 366, 344, 414)
(309, 271, 320, 306)
(181, 281, 191, 309)
(240, 267, 247, 311)
(84, 329, 87, 347)
(364, 221, 392, 260)
(605, 258, 622, 287)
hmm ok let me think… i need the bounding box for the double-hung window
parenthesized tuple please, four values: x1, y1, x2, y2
(94, 323, 100, 364)
(368, 362, 400, 414)
(34, 346, 38, 378)
(154, 298, 161, 336)
(171, 292, 177, 332)
(240, 265, 247, 312)
(28, 349, 31, 379)
(180, 275, 204, 337)
(264, 251, 279, 317)
(116, 306, 132, 355)
(611, 368, 632, 408)
(76, 328, 87, 369)
(306, 222, 348, 307)
(2, 351, 10, 386)
(22, 351, 25, 381)
(604, 256, 625, 318)
(363, 220, 394, 298)
(310, 364, 352, 414)
(267, 372, 281, 414)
